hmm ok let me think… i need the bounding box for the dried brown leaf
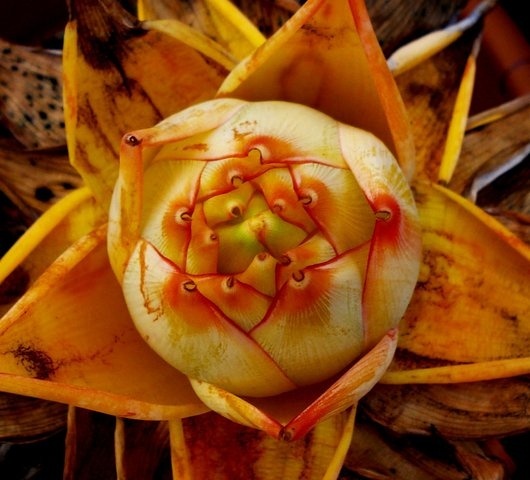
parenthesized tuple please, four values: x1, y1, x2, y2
(0, 39, 65, 150)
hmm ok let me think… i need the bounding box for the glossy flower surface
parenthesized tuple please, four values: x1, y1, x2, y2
(108, 99, 421, 400)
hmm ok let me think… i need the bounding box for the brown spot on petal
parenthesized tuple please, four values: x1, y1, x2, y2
(69, 0, 146, 73)
(10, 344, 57, 379)
(183, 143, 209, 152)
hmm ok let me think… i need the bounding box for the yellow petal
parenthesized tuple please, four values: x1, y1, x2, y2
(235, 252, 278, 297)
(0, 188, 96, 287)
(437, 37, 480, 185)
(398, 181, 530, 363)
(0, 188, 104, 317)
(250, 245, 369, 386)
(395, 23, 481, 183)
(0, 226, 206, 419)
(202, 0, 266, 58)
(218, 0, 415, 178)
(64, 0, 232, 207)
(190, 329, 396, 441)
(138, 0, 265, 60)
(387, 0, 492, 76)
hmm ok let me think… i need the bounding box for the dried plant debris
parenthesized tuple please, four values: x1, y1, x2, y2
(0, 138, 80, 217)
(366, 0, 467, 55)
(231, 0, 467, 49)
(139, 0, 301, 38)
(453, 96, 530, 242)
(0, 38, 65, 150)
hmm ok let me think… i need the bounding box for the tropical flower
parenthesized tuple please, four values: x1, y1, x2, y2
(107, 96, 421, 441)
(0, 0, 529, 477)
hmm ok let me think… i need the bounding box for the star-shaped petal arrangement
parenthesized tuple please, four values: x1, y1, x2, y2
(0, 0, 529, 478)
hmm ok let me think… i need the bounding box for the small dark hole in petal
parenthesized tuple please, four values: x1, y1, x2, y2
(125, 134, 141, 146)
(375, 210, 392, 221)
(292, 270, 305, 282)
(180, 211, 192, 222)
(183, 281, 197, 292)
(300, 195, 312, 206)
(35, 186, 54, 202)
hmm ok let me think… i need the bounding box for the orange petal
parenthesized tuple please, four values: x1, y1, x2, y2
(218, 0, 415, 178)
(140, 159, 205, 271)
(195, 275, 272, 332)
(170, 410, 355, 479)
(290, 162, 375, 254)
(0, 226, 206, 419)
(282, 328, 397, 440)
(252, 167, 316, 233)
(398, 181, 530, 363)
(189, 379, 283, 438)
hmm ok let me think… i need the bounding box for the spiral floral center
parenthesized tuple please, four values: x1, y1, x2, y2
(201, 175, 315, 275)
(138, 142, 379, 305)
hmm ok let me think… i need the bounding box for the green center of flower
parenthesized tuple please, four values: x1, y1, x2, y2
(201, 178, 313, 274)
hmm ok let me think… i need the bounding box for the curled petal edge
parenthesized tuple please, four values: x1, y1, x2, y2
(190, 328, 397, 441)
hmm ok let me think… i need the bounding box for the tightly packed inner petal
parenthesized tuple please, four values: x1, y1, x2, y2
(113, 100, 420, 398)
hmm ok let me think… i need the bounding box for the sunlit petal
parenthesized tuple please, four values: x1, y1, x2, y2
(123, 239, 296, 397)
(251, 246, 369, 385)
(218, 0, 414, 177)
(0, 226, 206, 419)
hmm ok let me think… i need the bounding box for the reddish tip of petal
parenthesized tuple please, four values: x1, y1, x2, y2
(371, 193, 402, 247)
